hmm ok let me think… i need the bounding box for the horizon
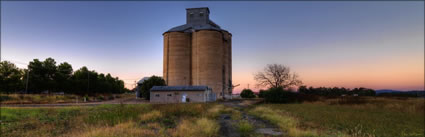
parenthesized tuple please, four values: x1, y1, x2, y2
(1, 1, 424, 92)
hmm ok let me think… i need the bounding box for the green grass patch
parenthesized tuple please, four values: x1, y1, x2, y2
(0, 103, 221, 137)
(236, 120, 254, 137)
(258, 98, 424, 137)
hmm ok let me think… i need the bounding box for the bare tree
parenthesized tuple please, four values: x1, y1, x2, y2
(254, 64, 302, 89)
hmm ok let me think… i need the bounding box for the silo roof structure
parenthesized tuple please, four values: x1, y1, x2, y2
(164, 7, 231, 35)
(163, 7, 232, 99)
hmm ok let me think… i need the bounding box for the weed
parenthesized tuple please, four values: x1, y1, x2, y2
(173, 118, 219, 137)
(139, 110, 162, 123)
(237, 120, 254, 137)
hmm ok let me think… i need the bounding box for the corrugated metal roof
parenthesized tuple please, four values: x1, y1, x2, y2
(150, 86, 210, 91)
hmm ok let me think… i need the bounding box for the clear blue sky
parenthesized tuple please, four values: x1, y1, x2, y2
(1, 1, 424, 91)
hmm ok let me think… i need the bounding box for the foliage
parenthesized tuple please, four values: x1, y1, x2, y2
(240, 89, 256, 98)
(254, 64, 302, 89)
(263, 87, 300, 103)
(298, 86, 376, 97)
(0, 61, 23, 93)
(258, 90, 266, 98)
(236, 120, 254, 137)
(139, 76, 166, 100)
(1, 58, 128, 95)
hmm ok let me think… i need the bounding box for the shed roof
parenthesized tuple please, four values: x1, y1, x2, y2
(150, 86, 210, 91)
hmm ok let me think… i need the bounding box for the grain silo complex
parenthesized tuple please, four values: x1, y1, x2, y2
(162, 7, 232, 100)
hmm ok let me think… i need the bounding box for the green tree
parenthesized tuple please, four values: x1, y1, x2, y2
(0, 61, 23, 93)
(27, 59, 44, 92)
(43, 58, 57, 92)
(240, 89, 256, 98)
(25, 58, 58, 93)
(72, 66, 90, 95)
(55, 62, 73, 92)
(139, 76, 166, 100)
(258, 89, 267, 98)
(264, 87, 299, 103)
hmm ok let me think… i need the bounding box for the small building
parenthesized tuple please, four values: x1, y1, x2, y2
(150, 86, 216, 103)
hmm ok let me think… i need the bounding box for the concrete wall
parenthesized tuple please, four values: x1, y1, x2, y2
(150, 91, 207, 103)
(164, 32, 191, 86)
(163, 30, 232, 99)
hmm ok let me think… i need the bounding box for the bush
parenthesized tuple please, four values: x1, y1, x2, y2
(240, 89, 256, 98)
(237, 120, 254, 137)
(139, 76, 166, 100)
(264, 87, 300, 103)
(258, 90, 266, 98)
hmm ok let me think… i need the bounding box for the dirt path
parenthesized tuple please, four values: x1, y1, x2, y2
(1, 96, 148, 107)
(219, 100, 284, 137)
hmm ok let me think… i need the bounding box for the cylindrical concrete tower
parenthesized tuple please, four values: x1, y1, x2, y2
(163, 7, 232, 99)
(192, 30, 224, 95)
(163, 32, 191, 86)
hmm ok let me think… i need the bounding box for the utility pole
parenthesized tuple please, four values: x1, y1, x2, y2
(247, 84, 249, 89)
(87, 71, 90, 93)
(25, 68, 30, 94)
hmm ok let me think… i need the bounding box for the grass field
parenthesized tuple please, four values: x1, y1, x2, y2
(1, 103, 225, 137)
(250, 97, 424, 137)
(0, 94, 126, 104)
(1, 97, 423, 137)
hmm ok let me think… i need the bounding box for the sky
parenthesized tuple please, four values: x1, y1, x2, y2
(1, 1, 424, 92)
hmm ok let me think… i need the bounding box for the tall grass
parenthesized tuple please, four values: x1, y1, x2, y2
(172, 118, 219, 137)
(1, 103, 221, 137)
(236, 120, 254, 137)
(249, 106, 319, 137)
(259, 97, 424, 137)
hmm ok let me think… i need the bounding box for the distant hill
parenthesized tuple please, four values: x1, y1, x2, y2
(375, 89, 402, 94)
(375, 89, 425, 97)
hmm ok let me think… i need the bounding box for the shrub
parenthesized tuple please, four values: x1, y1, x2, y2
(264, 87, 300, 103)
(139, 76, 166, 100)
(258, 90, 267, 98)
(240, 89, 256, 98)
(237, 120, 254, 137)
(96, 96, 105, 101)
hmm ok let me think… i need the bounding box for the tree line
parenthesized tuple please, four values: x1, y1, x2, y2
(246, 64, 378, 103)
(298, 86, 376, 96)
(0, 58, 129, 95)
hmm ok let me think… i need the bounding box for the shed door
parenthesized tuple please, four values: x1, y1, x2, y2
(182, 93, 187, 103)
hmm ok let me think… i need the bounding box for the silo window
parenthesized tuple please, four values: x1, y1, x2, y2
(200, 12, 204, 16)
(190, 12, 194, 17)
(155, 94, 160, 97)
(167, 94, 172, 97)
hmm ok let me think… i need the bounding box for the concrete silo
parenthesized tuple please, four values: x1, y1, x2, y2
(163, 7, 232, 99)
(163, 32, 191, 86)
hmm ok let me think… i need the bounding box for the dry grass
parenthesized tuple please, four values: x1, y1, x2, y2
(0, 94, 124, 104)
(75, 121, 157, 137)
(249, 106, 319, 137)
(0, 94, 79, 104)
(310, 97, 424, 113)
(258, 97, 424, 137)
(1, 103, 221, 137)
(236, 120, 254, 137)
(139, 110, 163, 122)
(172, 118, 219, 137)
